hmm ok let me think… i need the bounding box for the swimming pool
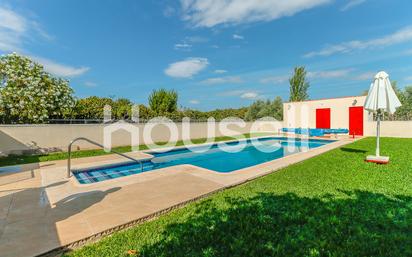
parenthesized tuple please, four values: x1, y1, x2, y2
(73, 137, 334, 184)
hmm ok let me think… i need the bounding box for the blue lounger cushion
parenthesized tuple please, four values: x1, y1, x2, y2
(281, 128, 349, 136)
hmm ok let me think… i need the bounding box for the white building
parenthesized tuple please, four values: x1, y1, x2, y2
(283, 95, 369, 136)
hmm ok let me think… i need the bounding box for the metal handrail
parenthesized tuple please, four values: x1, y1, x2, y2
(67, 137, 143, 178)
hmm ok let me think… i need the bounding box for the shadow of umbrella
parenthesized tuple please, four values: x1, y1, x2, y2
(52, 187, 121, 219)
(340, 147, 367, 153)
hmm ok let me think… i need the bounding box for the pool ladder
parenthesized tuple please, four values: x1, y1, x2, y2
(67, 137, 143, 178)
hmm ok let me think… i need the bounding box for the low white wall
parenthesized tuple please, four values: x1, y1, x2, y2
(1, 120, 409, 156)
(364, 121, 412, 138)
(0, 121, 283, 155)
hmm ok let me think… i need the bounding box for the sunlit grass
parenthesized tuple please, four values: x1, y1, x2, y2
(67, 137, 412, 256)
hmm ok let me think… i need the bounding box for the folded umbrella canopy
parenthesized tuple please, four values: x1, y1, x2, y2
(364, 71, 402, 163)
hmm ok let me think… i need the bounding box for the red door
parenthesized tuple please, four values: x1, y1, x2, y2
(316, 108, 331, 129)
(349, 106, 364, 136)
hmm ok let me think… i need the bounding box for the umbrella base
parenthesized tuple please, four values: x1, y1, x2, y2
(366, 155, 389, 164)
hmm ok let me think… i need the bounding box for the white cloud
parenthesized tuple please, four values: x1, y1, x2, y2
(260, 75, 289, 84)
(0, 7, 26, 52)
(200, 76, 243, 85)
(189, 99, 200, 104)
(0, 7, 53, 52)
(304, 25, 412, 58)
(84, 81, 97, 87)
(31, 21, 53, 41)
(163, 6, 176, 17)
(214, 69, 227, 74)
(32, 56, 90, 77)
(341, 0, 366, 11)
(0, 30, 21, 52)
(404, 76, 412, 82)
(307, 69, 352, 79)
(186, 36, 209, 43)
(0, 7, 89, 78)
(0, 7, 26, 33)
(174, 43, 192, 51)
(165, 57, 209, 78)
(233, 34, 244, 40)
(219, 90, 246, 96)
(174, 36, 208, 51)
(240, 92, 259, 99)
(404, 49, 412, 56)
(353, 71, 376, 81)
(260, 69, 350, 84)
(180, 0, 330, 27)
(219, 89, 260, 99)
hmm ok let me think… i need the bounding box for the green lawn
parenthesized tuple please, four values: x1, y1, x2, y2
(0, 133, 264, 167)
(67, 137, 412, 257)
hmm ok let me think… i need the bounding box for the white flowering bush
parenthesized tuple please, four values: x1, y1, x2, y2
(0, 53, 74, 123)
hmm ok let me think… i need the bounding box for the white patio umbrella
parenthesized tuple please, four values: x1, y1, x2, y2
(364, 71, 402, 163)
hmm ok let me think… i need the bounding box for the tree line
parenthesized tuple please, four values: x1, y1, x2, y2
(0, 54, 286, 123)
(3, 53, 409, 124)
(70, 94, 251, 122)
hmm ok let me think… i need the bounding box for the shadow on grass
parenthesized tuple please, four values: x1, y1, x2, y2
(140, 191, 412, 257)
(340, 147, 368, 153)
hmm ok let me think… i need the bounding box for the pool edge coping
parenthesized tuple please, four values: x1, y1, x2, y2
(69, 135, 338, 186)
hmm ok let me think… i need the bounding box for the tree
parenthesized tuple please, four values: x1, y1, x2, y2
(72, 96, 114, 119)
(207, 107, 248, 121)
(244, 97, 283, 121)
(72, 97, 134, 120)
(181, 109, 208, 121)
(113, 98, 132, 119)
(148, 89, 178, 114)
(393, 85, 412, 120)
(289, 66, 309, 102)
(272, 96, 284, 120)
(0, 53, 74, 123)
(405, 86, 412, 98)
(136, 104, 155, 121)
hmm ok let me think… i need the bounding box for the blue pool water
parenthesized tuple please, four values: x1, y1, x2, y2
(73, 137, 334, 184)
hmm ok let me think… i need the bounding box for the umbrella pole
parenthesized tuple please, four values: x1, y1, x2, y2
(376, 111, 380, 157)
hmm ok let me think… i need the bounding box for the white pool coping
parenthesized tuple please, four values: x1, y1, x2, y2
(68, 135, 338, 186)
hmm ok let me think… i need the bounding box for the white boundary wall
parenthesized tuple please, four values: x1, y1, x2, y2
(1, 120, 410, 156)
(364, 121, 412, 138)
(0, 121, 282, 156)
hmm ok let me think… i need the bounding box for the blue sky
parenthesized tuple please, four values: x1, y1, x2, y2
(1, 0, 411, 110)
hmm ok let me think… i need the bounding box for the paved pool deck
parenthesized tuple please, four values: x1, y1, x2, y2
(0, 137, 356, 257)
